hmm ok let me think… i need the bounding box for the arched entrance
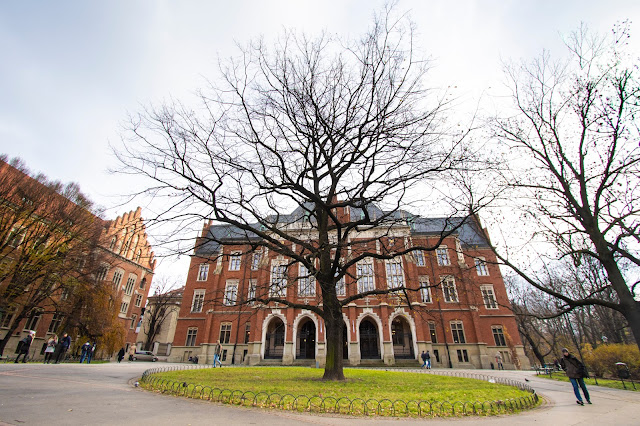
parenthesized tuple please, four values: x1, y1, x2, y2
(391, 316, 414, 359)
(265, 318, 285, 359)
(296, 319, 316, 359)
(359, 318, 380, 359)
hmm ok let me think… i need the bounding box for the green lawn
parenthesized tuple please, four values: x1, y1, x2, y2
(537, 372, 639, 392)
(142, 367, 539, 416)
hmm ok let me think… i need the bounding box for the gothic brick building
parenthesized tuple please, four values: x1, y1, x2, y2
(171, 204, 529, 370)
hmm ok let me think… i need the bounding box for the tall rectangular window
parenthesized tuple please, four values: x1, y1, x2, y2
(442, 276, 458, 303)
(185, 328, 198, 346)
(197, 264, 209, 281)
(481, 285, 498, 309)
(357, 260, 374, 292)
(134, 294, 143, 307)
(492, 326, 507, 346)
(298, 264, 316, 297)
(419, 277, 431, 302)
(48, 312, 63, 333)
(429, 322, 437, 343)
(451, 321, 466, 343)
(385, 258, 404, 289)
(229, 252, 241, 271)
(130, 314, 137, 329)
(414, 250, 425, 266)
(244, 322, 251, 344)
(251, 252, 262, 270)
(436, 247, 450, 266)
(219, 323, 231, 344)
(335, 275, 346, 296)
(224, 281, 238, 306)
(124, 275, 136, 295)
(112, 269, 124, 288)
(457, 349, 469, 362)
(475, 258, 489, 276)
(248, 279, 256, 305)
(24, 311, 41, 330)
(191, 289, 205, 313)
(120, 302, 129, 314)
(96, 264, 109, 281)
(270, 261, 287, 297)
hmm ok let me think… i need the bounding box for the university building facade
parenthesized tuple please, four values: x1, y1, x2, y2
(171, 205, 529, 370)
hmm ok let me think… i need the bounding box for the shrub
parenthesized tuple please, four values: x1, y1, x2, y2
(582, 343, 640, 380)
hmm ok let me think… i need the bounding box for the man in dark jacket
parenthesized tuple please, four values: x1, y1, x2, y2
(54, 332, 71, 364)
(14, 331, 35, 363)
(559, 348, 591, 405)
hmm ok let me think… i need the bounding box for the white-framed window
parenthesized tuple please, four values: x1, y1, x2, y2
(270, 260, 288, 297)
(419, 277, 431, 302)
(436, 247, 450, 266)
(492, 325, 506, 346)
(429, 322, 437, 343)
(441, 275, 458, 303)
(60, 286, 71, 301)
(7, 227, 26, 248)
(335, 274, 346, 296)
(109, 236, 117, 250)
(185, 328, 198, 346)
(475, 258, 489, 276)
(251, 252, 262, 270)
(481, 285, 498, 309)
(219, 323, 232, 344)
(298, 263, 316, 297)
(197, 264, 209, 281)
(96, 264, 109, 281)
(134, 294, 143, 307)
(124, 275, 136, 295)
(130, 314, 137, 329)
(191, 289, 205, 313)
(457, 349, 469, 362)
(112, 269, 124, 288)
(229, 252, 241, 271)
(48, 312, 64, 333)
(224, 280, 238, 306)
(120, 302, 129, 314)
(357, 259, 375, 293)
(451, 321, 466, 343)
(248, 279, 256, 305)
(135, 249, 142, 262)
(1, 307, 15, 328)
(385, 258, 405, 289)
(24, 311, 41, 330)
(414, 250, 425, 266)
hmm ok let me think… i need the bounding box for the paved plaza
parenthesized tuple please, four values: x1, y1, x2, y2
(0, 362, 638, 425)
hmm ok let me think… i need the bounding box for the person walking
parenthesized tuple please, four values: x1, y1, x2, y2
(212, 341, 222, 367)
(14, 331, 35, 363)
(79, 342, 91, 363)
(117, 347, 125, 363)
(559, 348, 591, 405)
(128, 345, 136, 361)
(54, 332, 71, 364)
(420, 351, 428, 368)
(43, 335, 58, 364)
(87, 342, 96, 363)
(425, 350, 431, 369)
(495, 351, 504, 370)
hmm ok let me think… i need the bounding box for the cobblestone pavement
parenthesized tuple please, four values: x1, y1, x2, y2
(0, 362, 638, 425)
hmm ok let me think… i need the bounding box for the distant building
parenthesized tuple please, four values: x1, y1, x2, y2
(137, 286, 183, 356)
(170, 204, 529, 370)
(0, 159, 155, 358)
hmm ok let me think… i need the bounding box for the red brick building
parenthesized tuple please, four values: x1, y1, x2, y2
(171, 204, 528, 370)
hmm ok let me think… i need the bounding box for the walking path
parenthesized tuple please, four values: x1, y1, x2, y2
(0, 362, 638, 425)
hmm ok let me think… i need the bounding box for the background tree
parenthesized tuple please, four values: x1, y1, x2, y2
(141, 281, 183, 351)
(0, 157, 108, 355)
(118, 7, 478, 380)
(482, 23, 640, 350)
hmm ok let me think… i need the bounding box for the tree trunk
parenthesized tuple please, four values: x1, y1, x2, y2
(322, 312, 345, 381)
(519, 325, 546, 366)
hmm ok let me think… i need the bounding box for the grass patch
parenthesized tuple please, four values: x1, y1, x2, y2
(142, 367, 538, 416)
(537, 372, 639, 392)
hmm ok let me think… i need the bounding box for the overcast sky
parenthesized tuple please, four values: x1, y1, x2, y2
(1, 0, 638, 283)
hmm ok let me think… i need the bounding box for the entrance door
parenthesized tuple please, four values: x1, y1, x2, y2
(296, 320, 316, 359)
(265, 319, 285, 359)
(359, 319, 380, 359)
(391, 317, 414, 359)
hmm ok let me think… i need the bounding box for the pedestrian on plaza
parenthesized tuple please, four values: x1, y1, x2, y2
(44, 335, 58, 364)
(54, 332, 71, 363)
(425, 350, 431, 369)
(128, 345, 136, 361)
(87, 342, 96, 363)
(14, 330, 35, 363)
(559, 348, 591, 406)
(212, 340, 222, 367)
(80, 341, 91, 363)
(420, 351, 428, 368)
(495, 351, 504, 370)
(117, 347, 125, 363)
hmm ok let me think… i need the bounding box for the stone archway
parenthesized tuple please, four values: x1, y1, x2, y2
(264, 317, 285, 359)
(359, 318, 380, 359)
(296, 319, 316, 359)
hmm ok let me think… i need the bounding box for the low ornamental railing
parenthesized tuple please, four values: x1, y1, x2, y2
(139, 365, 539, 417)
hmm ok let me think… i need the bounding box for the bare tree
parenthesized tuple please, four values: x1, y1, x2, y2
(142, 281, 183, 351)
(118, 7, 479, 380)
(483, 22, 640, 350)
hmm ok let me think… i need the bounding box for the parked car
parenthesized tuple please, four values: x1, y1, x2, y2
(132, 351, 158, 362)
